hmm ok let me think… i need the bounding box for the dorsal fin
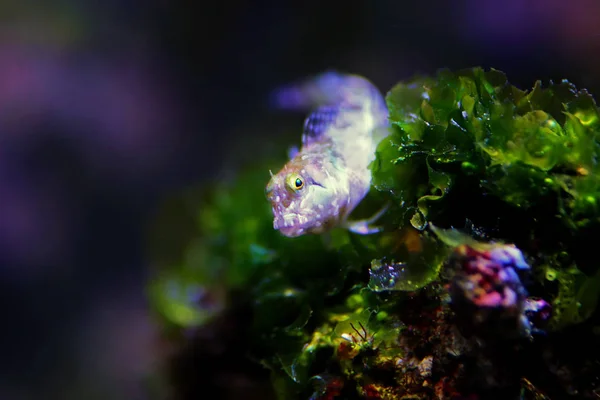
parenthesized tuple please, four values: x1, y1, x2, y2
(301, 105, 341, 146)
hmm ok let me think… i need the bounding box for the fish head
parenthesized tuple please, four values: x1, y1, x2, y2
(265, 156, 346, 237)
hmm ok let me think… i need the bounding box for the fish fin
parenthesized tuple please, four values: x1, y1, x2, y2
(268, 70, 343, 111)
(344, 203, 390, 235)
(268, 71, 381, 111)
(301, 105, 341, 146)
(346, 222, 383, 235)
(287, 145, 299, 159)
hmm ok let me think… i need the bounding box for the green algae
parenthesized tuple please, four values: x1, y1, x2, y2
(148, 67, 600, 398)
(368, 230, 446, 291)
(372, 67, 600, 331)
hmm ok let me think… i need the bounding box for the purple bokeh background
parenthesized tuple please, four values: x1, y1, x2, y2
(0, 1, 598, 399)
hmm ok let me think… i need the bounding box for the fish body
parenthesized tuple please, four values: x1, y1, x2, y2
(265, 72, 389, 237)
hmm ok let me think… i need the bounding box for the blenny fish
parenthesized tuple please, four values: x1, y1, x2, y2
(265, 72, 390, 237)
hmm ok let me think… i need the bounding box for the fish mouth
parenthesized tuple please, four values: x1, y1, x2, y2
(273, 213, 303, 236)
(272, 208, 315, 237)
(269, 195, 323, 237)
(278, 224, 305, 238)
(271, 207, 329, 237)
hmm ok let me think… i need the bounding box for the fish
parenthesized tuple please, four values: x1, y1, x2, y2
(265, 71, 390, 238)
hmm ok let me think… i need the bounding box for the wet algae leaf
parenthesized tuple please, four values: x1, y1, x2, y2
(149, 67, 600, 399)
(374, 67, 600, 329)
(368, 230, 447, 291)
(373, 67, 600, 225)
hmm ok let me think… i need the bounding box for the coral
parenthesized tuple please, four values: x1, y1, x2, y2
(444, 236, 532, 340)
(148, 68, 600, 399)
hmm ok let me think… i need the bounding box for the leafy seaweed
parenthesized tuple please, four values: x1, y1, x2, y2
(149, 67, 600, 399)
(372, 67, 600, 330)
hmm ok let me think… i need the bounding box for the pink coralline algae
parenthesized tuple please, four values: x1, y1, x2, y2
(448, 243, 539, 340)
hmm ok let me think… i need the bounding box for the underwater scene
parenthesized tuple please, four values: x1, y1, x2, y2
(148, 67, 600, 399)
(4, 2, 600, 400)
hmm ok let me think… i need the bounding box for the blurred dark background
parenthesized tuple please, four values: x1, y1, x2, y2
(0, 1, 598, 399)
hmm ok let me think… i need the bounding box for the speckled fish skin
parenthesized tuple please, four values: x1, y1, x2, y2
(265, 72, 389, 237)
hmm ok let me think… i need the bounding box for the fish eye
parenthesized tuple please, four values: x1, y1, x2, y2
(286, 173, 304, 191)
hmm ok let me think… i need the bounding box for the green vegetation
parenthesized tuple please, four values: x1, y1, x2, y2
(148, 67, 600, 398)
